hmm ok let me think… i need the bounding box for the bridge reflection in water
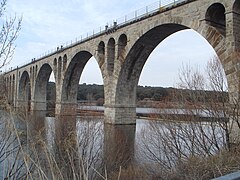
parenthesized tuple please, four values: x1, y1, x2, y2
(24, 111, 137, 178)
(6, 110, 225, 179)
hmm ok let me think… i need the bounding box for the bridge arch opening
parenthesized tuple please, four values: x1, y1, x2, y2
(9, 75, 12, 103)
(12, 74, 15, 105)
(58, 50, 104, 114)
(18, 71, 31, 111)
(233, 1, 240, 49)
(54, 58, 57, 82)
(34, 63, 55, 112)
(98, 41, 105, 68)
(118, 34, 127, 63)
(116, 24, 188, 106)
(233, 0, 240, 13)
(79, 57, 104, 106)
(115, 23, 227, 123)
(7, 77, 10, 101)
(107, 38, 115, 76)
(63, 54, 67, 71)
(205, 3, 226, 35)
(58, 56, 62, 81)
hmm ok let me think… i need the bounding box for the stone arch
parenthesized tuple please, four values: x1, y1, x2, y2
(63, 54, 67, 71)
(18, 71, 31, 110)
(12, 74, 15, 104)
(54, 58, 57, 66)
(107, 38, 115, 75)
(6, 76, 9, 100)
(233, 0, 240, 13)
(34, 63, 53, 111)
(108, 24, 189, 123)
(118, 34, 127, 63)
(98, 41, 105, 69)
(9, 75, 12, 102)
(54, 58, 57, 80)
(6, 76, 8, 100)
(32, 66, 35, 81)
(59, 50, 104, 114)
(62, 51, 93, 102)
(205, 3, 226, 35)
(110, 19, 230, 124)
(58, 56, 62, 81)
(233, 0, 240, 49)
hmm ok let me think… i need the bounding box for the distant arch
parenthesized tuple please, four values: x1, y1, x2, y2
(9, 76, 12, 102)
(33, 66, 35, 80)
(18, 71, 31, 110)
(98, 41, 105, 69)
(54, 58, 57, 66)
(6, 77, 9, 100)
(233, 0, 240, 13)
(58, 56, 62, 81)
(62, 51, 93, 102)
(205, 3, 226, 35)
(63, 54, 67, 71)
(118, 34, 127, 63)
(233, 1, 240, 49)
(107, 38, 115, 75)
(34, 64, 53, 111)
(12, 74, 15, 104)
(54, 58, 57, 81)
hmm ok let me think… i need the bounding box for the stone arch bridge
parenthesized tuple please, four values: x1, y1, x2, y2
(3, 0, 240, 124)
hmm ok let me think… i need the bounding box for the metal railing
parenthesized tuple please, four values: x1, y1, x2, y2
(5, 0, 189, 73)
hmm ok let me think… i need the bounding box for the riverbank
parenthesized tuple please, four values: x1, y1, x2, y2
(76, 105, 227, 122)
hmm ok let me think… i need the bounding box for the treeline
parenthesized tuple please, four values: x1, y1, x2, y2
(47, 82, 170, 102)
(47, 82, 227, 104)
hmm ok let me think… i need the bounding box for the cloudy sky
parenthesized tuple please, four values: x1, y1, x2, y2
(5, 0, 216, 87)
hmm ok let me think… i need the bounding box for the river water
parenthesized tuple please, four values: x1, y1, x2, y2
(0, 110, 226, 179)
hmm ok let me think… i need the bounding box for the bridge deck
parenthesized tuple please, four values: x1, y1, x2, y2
(5, 0, 195, 73)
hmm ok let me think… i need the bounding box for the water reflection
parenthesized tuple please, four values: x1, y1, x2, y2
(0, 110, 226, 179)
(104, 124, 135, 174)
(24, 113, 138, 178)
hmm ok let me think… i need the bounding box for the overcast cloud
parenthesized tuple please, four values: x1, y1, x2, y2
(5, 0, 216, 87)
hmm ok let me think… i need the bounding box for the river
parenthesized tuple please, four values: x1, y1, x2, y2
(0, 110, 226, 179)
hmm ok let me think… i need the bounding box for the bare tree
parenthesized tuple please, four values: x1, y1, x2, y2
(0, 0, 21, 69)
(137, 56, 240, 179)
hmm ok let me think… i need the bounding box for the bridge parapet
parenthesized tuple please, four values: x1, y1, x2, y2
(4, 0, 194, 74)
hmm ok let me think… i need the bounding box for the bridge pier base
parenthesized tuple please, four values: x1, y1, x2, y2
(55, 102, 77, 116)
(104, 105, 136, 124)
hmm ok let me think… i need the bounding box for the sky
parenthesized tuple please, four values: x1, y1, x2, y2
(4, 0, 216, 87)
